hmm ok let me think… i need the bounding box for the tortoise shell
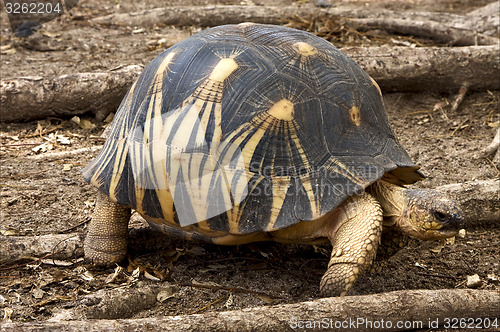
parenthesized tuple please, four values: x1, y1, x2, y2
(83, 23, 422, 234)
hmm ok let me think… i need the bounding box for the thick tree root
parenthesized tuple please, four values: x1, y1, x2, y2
(2, 289, 499, 331)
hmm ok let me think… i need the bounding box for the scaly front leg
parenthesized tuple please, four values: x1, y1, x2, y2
(320, 193, 382, 297)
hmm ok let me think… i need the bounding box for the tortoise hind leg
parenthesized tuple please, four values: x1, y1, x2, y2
(84, 192, 131, 266)
(320, 193, 383, 297)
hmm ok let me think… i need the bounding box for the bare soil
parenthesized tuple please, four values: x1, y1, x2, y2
(0, 0, 498, 327)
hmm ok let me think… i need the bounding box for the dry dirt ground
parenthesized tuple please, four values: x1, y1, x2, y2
(0, 0, 499, 328)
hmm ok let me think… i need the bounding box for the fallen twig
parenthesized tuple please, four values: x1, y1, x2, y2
(351, 18, 498, 46)
(0, 143, 40, 148)
(450, 83, 469, 112)
(0, 65, 142, 123)
(1, 46, 498, 122)
(47, 286, 159, 321)
(89, 5, 499, 38)
(0, 233, 83, 265)
(345, 45, 499, 93)
(58, 218, 91, 234)
(3, 289, 499, 331)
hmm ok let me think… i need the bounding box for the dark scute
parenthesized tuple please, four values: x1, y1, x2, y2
(205, 174, 232, 232)
(237, 176, 273, 233)
(140, 189, 164, 219)
(272, 181, 299, 230)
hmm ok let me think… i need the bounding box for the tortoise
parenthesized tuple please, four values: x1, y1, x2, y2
(82, 23, 464, 297)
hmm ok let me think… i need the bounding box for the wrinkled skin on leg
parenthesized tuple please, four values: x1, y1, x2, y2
(320, 193, 383, 297)
(84, 192, 131, 266)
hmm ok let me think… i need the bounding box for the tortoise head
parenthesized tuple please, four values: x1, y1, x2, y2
(396, 189, 464, 240)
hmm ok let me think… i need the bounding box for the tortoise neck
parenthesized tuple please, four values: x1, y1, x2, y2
(368, 180, 406, 218)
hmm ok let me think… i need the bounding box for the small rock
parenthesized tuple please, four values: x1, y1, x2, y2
(466, 274, 483, 288)
(458, 229, 466, 238)
(315, 0, 331, 7)
(32, 288, 44, 299)
(487, 273, 499, 285)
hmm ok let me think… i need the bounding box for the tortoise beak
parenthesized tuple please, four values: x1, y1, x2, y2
(425, 207, 464, 239)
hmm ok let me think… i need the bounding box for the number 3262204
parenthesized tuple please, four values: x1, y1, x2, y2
(5, 2, 62, 14)
(444, 317, 498, 329)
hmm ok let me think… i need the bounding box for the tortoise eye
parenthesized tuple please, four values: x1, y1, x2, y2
(433, 211, 448, 222)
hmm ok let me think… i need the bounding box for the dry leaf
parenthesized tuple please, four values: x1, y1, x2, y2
(224, 293, 234, 308)
(41, 259, 74, 267)
(144, 271, 160, 281)
(52, 270, 66, 282)
(0, 229, 18, 236)
(157, 286, 175, 302)
(74, 266, 94, 281)
(104, 113, 115, 123)
(55, 134, 71, 145)
(32, 142, 53, 153)
(445, 236, 456, 245)
(187, 246, 206, 256)
(131, 267, 141, 279)
(105, 265, 124, 284)
(62, 164, 73, 171)
(78, 119, 96, 130)
(256, 294, 278, 304)
(2, 307, 13, 323)
(71, 116, 95, 130)
(430, 240, 446, 253)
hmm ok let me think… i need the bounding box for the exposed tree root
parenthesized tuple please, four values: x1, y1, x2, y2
(0, 65, 143, 122)
(351, 18, 498, 45)
(89, 5, 499, 38)
(2, 289, 499, 332)
(1, 46, 498, 122)
(0, 233, 83, 266)
(345, 45, 499, 93)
